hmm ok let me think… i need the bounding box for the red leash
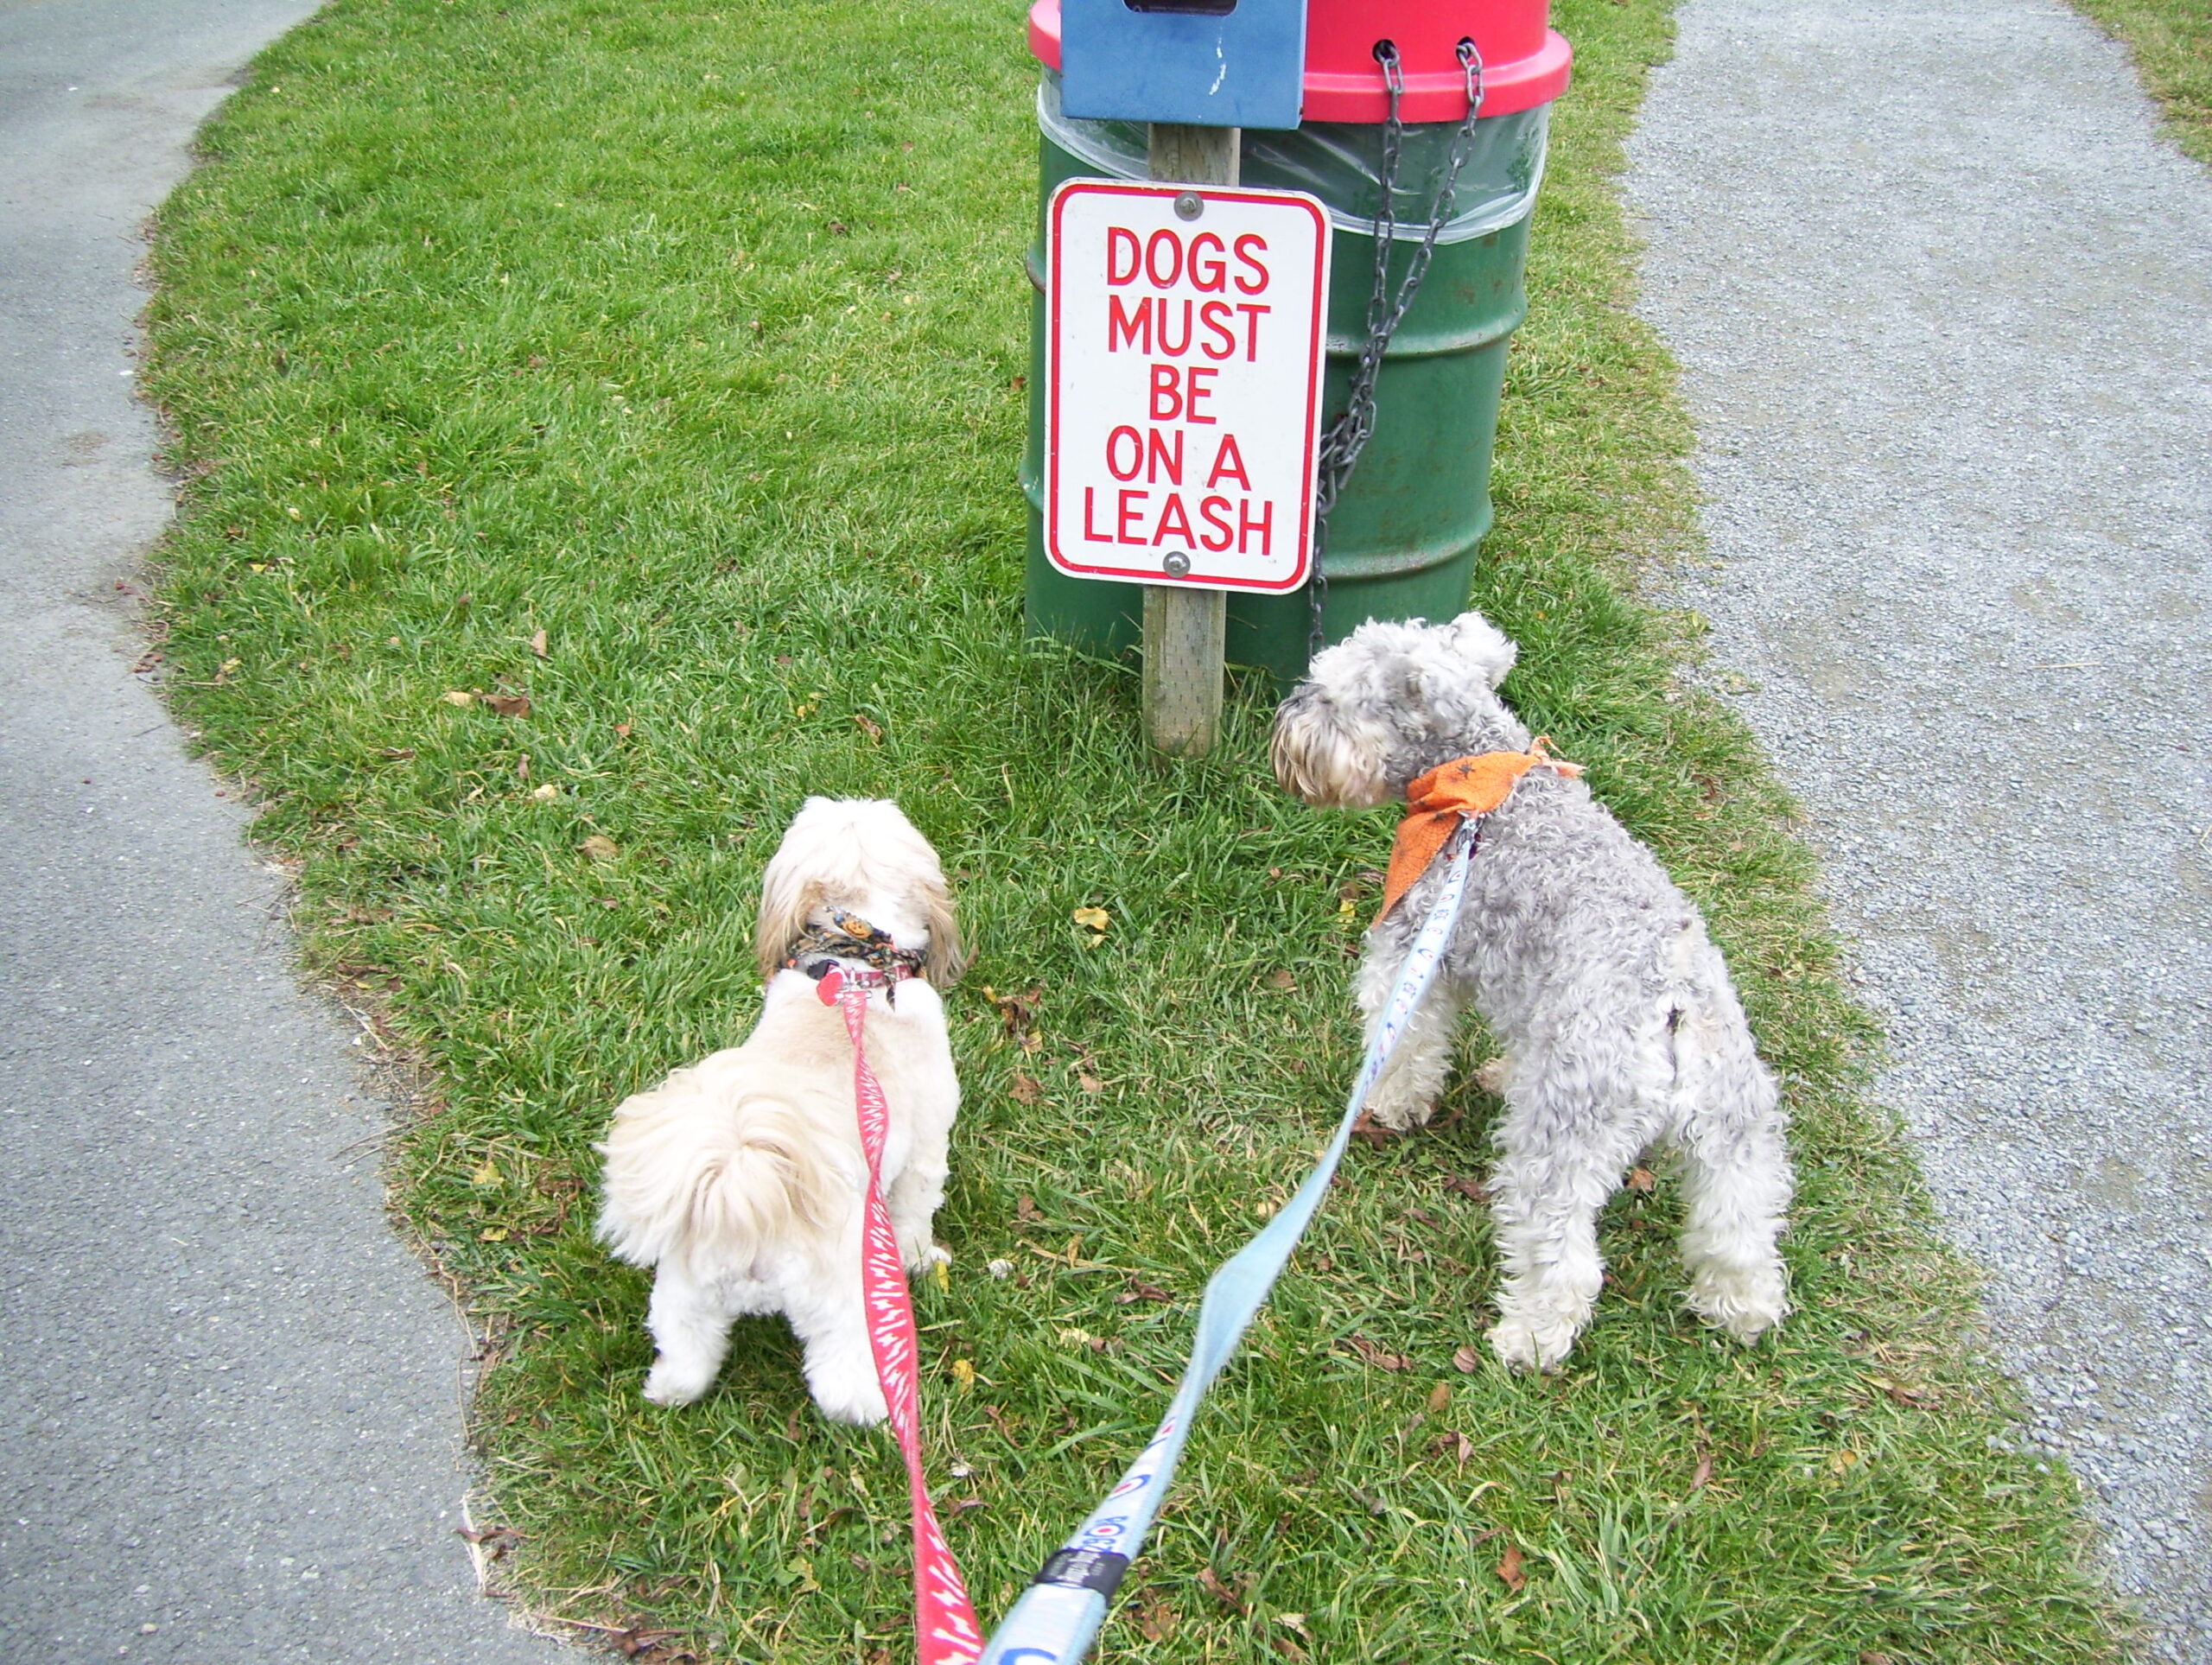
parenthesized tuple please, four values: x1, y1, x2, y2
(821, 968, 985, 1665)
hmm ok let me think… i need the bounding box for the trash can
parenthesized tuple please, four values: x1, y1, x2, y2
(1020, 0, 1572, 687)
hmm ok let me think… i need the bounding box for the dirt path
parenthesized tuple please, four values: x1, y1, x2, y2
(1625, 0, 2212, 1654)
(0, 3, 568, 1656)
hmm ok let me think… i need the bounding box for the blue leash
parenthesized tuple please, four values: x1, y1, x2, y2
(978, 819, 1479, 1665)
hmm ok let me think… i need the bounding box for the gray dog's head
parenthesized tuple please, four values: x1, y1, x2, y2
(1270, 611, 1529, 807)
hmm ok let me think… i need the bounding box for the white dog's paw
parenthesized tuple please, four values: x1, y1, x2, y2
(642, 1358, 712, 1407)
(903, 1238, 950, 1278)
(1688, 1260, 1789, 1344)
(810, 1372, 890, 1427)
(1487, 1293, 1592, 1374)
(1360, 1080, 1437, 1132)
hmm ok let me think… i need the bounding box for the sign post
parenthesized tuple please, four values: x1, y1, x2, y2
(1044, 163, 1330, 757)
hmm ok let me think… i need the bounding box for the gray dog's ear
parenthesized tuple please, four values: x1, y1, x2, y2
(1444, 611, 1517, 689)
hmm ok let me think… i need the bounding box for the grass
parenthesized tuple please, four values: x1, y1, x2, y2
(2073, 0, 2212, 165)
(143, 0, 2128, 1660)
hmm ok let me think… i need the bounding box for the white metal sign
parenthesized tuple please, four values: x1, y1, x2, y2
(1046, 180, 1331, 594)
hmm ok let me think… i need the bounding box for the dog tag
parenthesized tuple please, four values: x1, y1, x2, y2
(815, 965, 846, 1005)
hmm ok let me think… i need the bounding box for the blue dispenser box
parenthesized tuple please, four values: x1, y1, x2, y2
(1058, 0, 1311, 130)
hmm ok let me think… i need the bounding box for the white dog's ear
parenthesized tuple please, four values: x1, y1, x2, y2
(755, 865, 823, 982)
(1445, 611, 1517, 689)
(920, 877, 965, 988)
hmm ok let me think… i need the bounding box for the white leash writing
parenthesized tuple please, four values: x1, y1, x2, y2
(977, 817, 1482, 1664)
(827, 966, 988, 1665)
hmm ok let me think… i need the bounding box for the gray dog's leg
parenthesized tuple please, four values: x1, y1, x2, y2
(1355, 937, 1461, 1128)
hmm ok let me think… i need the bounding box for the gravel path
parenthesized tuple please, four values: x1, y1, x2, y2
(1624, 0, 2212, 1654)
(0, 3, 569, 1658)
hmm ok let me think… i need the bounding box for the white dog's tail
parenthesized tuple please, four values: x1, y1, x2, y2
(595, 1078, 846, 1274)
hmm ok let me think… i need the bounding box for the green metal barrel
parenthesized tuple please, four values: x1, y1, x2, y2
(1020, 92, 1544, 688)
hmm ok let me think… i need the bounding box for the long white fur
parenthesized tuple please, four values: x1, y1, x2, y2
(1273, 613, 1794, 1371)
(595, 798, 963, 1422)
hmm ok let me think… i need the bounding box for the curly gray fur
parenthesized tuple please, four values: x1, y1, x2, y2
(1273, 613, 1794, 1370)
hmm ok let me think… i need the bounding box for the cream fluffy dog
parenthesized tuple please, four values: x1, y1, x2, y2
(1273, 613, 1792, 1371)
(595, 798, 962, 1422)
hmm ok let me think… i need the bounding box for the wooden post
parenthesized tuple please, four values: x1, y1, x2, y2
(1141, 123, 1237, 759)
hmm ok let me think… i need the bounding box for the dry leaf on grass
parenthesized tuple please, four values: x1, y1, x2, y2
(1427, 1382, 1452, 1414)
(1009, 1074, 1041, 1105)
(1077, 1071, 1103, 1095)
(853, 713, 884, 740)
(442, 690, 475, 707)
(1444, 1174, 1490, 1202)
(1198, 1566, 1250, 1613)
(468, 1160, 502, 1187)
(483, 692, 531, 718)
(1690, 1450, 1713, 1491)
(1627, 1166, 1656, 1192)
(1452, 1344, 1482, 1373)
(529, 628, 548, 658)
(1265, 968, 1296, 989)
(1117, 1280, 1172, 1304)
(1342, 1335, 1413, 1371)
(1495, 1541, 1526, 1593)
(578, 834, 620, 862)
(1072, 906, 1109, 933)
(1014, 1193, 1041, 1223)
(1135, 1589, 1177, 1643)
(531, 782, 561, 799)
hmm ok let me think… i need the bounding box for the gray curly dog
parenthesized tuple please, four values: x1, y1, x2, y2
(1272, 612, 1794, 1370)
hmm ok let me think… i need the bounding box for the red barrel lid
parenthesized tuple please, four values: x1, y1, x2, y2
(1028, 0, 1571, 124)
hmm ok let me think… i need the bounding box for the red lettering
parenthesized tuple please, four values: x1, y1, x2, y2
(1188, 232, 1227, 292)
(1154, 298, 1192, 357)
(1147, 363, 1182, 421)
(1151, 493, 1195, 546)
(1104, 425, 1144, 482)
(1205, 433, 1250, 491)
(1236, 302, 1271, 361)
(1198, 300, 1236, 360)
(1106, 226, 1141, 285)
(1146, 428, 1184, 486)
(1116, 489, 1148, 544)
(1198, 495, 1234, 551)
(1107, 294, 1151, 353)
(1233, 233, 1270, 294)
(1185, 365, 1219, 424)
(1144, 228, 1183, 289)
(1238, 498, 1274, 556)
(1084, 486, 1113, 542)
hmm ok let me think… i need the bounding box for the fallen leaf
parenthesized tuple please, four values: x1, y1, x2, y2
(1455, 1431, 1474, 1466)
(614, 721, 632, 740)
(480, 1226, 509, 1242)
(514, 754, 531, 783)
(1827, 1447, 1861, 1474)
(1627, 1166, 1656, 1192)
(1690, 1450, 1713, 1491)
(1118, 1280, 1172, 1304)
(1198, 1566, 1249, 1614)
(1452, 1344, 1481, 1374)
(1350, 1110, 1396, 1147)
(1427, 1382, 1452, 1414)
(1072, 906, 1110, 933)
(442, 690, 476, 707)
(483, 692, 531, 719)
(1136, 1589, 1177, 1643)
(1444, 1174, 1490, 1202)
(529, 628, 548, 658)
(1015, 1194, 1041, 1223)
(1274, 1612, 1312, 1640)
(1265, 968, 1296, 990)
(1271, 1636, 1308, 1662)
(531, 782, 561, 799)
(1495, 1542, 1526, 1593)
(854, 713, 883, 741)
(469, 1160, 502, 1187)
(980, 984, 1040, 1041)
(931, 1257, 950, 1293)
(578, 834, 620, 861)
(1009, 1073, 1041, 1105)
(1342, 1335, 1414, 1371)
(1077, 1071, 1103, 1095)
(950, 1358, 976, 1391)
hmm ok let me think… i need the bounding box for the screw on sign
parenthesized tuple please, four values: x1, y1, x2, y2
(1045, 181, 1330, 596)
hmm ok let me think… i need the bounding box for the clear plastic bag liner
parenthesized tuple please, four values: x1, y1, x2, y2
(1038, 72, 1548, 245)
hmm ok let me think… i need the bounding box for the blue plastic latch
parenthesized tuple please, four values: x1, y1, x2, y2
(1059, 0, 1309, 131)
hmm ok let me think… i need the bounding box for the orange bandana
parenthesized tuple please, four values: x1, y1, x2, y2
(1377, 741, 1583, 920)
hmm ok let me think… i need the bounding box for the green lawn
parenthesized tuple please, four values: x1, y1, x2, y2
(2075, 0, 2212, 165)
(144, 0, 2126, 1660)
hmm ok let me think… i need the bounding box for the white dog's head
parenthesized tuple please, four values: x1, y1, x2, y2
(755, 797, 963, 987)
(1270, 611, 1528, 808)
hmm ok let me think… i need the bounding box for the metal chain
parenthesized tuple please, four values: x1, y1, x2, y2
(1307, 38, 1489, 663)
